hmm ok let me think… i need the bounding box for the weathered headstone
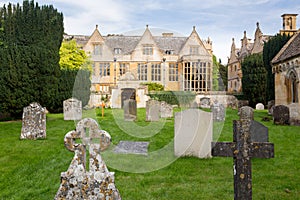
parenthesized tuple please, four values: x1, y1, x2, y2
(267, 100, 275, 115)
(200, 97, 210, 108)
(55, 118, 121, 200)
(255, 103, 264, 110)
(63, 98, 82, 120)
(212, 106, 274, 200)
(273, 105, 290, 125)
(174, 109, 212, 158)
(114, 141, 149, 155)
(238, 100, 249, 109)
(146, 100, 160, 121)
(160, 101, 173, 118)
(124, 99, 137, 121)
(20, 102, 46, 140)
(211, 101, 225, 122)
(288, 103, 300, 126)
(250, 120, 268, 142)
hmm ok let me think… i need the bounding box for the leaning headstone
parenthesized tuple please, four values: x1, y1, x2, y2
(63, 98, 82, 120)
(114, 141, 149, 155)
(273, 105, 290, 125)
(124, 99, 137, 121)
(212, 106, 274, 200)
(267, 100, 275, 115)
(200, 97, 210, 108)
(250, 120, 269, 142)
(255, 103, 264, 110)
(211, 101, 225, 122)
(55, 118, 121, 200)
(146, 99, 160, 121)
(288, 103, 300, 126)
(160, 101, 173, 118)
(20, 102, 46, 140)
(174, 109, 212, 158)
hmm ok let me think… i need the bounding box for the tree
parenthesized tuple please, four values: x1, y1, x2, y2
(241, 53, 267, 107)
(0, 0, 63, 118)
(57, 39, 92, 110)
(59, 40, 92, 71)
(218, 59, 228, 91)
(263, 33, 290, 102)
(212, 55, 220, 91)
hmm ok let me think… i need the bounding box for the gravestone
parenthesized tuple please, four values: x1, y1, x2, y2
(200, 97, 210, 108)
(238, 100, 249, 109)
(273, 105, 290, 125)
(255, 103, 264, 110)
(174, 109, 212, 158)
(146, 100, 160, 121)
(114, 141, 149, 155)
(160, 101, 173, 118)
(124, 99, 137, 121)
(211, 101, 225, 122)
(267, 100, 275, 115)
(20, 102, 46, 140)
(250, 120, 268, 142)
(63, 98, 82, 120)
(212, 106, 274, 200)
(55, 118, 121, 200)
(121, 88, 136, 108)
(288, 103, 300, 126)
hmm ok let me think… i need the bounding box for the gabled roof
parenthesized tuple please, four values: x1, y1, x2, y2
(272, 30, 300, 64)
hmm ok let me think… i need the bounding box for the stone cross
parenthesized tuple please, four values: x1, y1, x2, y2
(212, 106, 274, 200)
(55, 118, 121, 199)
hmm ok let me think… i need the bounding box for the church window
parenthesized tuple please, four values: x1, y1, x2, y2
(151, 64, 161, 81)
(169, 63, 178, 81)
(290, 72, 298, 103)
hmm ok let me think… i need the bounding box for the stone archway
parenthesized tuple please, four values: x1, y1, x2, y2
(286, 69, 299, 103)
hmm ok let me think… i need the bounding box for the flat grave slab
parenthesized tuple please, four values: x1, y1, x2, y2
(114, 141, 149, 155)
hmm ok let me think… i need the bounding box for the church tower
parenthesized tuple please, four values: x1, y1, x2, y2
(280, 14, 298, 36)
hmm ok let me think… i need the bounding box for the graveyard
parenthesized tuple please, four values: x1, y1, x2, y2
(0, 107, 299, 199)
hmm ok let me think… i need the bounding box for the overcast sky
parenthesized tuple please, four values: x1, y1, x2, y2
(1, 0, 299, 64)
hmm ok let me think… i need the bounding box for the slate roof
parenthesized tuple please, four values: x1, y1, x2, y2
(272, 30, 300, 64)
(153, 36, 187, 54)
(104, 35, 141, 55)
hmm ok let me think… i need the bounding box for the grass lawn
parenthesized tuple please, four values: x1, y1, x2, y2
(0, 108, 299, 199)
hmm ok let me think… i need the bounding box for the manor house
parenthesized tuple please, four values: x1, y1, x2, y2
(68, 25, 213, 107)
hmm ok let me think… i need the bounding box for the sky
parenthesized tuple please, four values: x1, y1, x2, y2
(0, 0, 299, 64)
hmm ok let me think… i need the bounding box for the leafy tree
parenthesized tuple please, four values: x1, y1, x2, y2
(241, 53, 267, 107)
(143, 82, 164, 91)
(59, 40, 92, 71)
(263, 33, 290, 101)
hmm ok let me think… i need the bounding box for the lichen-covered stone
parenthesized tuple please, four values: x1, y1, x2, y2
(55, 118, 121, 200)
(20, 102, 46, 140)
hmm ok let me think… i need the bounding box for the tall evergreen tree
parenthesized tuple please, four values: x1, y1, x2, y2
(0, 0, 63, 118)
(241, 53, 267, 107)
(263, 33, 290, 102)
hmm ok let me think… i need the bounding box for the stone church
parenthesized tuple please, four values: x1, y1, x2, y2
(69, 25, 213, 107)
(272, 24, 300, 125)
(227, 22, 270, 93)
